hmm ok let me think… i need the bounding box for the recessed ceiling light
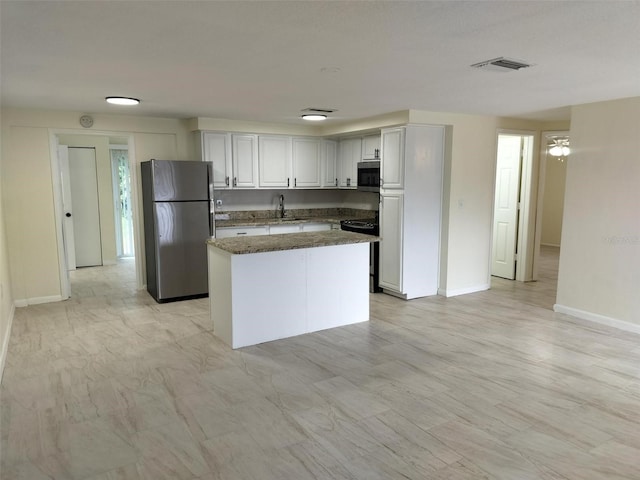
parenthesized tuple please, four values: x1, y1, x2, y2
(105, 96, 140, 106)
(301, 114, 327, 121)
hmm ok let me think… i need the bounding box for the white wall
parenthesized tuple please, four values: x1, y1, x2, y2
(556, 97, 640, 331)
(0, 129, 16, 382)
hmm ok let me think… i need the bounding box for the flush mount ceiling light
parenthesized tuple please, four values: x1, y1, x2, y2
(471, 57, 532, 72)
(301, 114, 327, 121)
(105, 96, 140, 106)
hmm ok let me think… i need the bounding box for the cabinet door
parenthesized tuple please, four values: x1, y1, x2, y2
(259, 136, 291, 188)
(321, 140, 338, 188)
(338, 138, 361, 188)
(379, 192, 403, 292)
(362, 134, 381, 160)
(381, 128, 404, 189)
(232, 134, 258, 188)
(203, 132, 232, 189)
(292, 138, 321, 188)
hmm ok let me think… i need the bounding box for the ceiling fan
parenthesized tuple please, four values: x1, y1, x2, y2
(548, 136, 570, 157)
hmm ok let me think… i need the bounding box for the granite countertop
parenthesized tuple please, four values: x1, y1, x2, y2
(215, 215, 371, 228)
(208, 230, 379, 254)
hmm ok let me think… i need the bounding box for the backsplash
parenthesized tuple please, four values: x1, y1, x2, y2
(216, 207, 377, 221)
(213, 188, 378, 213)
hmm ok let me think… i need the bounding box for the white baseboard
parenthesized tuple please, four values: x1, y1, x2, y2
(0, 303, 16, 384)
(14, 295, 64, 307)
(541, 243, 561, 248)
(437, 283, 490, 298)
(554, 304, 640, 335)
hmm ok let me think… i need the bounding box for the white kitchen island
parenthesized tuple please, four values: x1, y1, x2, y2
(207, 230, 378, 348)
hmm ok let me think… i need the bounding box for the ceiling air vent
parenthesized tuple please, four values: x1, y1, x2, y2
(301, 107, 337, 114)
(471, 57, 532, 72)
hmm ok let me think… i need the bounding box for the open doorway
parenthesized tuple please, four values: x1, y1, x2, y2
(491, 132, 535, 281)
(532, 131, 569, 284)
(50, 130, 140, 300)
(110, 145, 135, 258)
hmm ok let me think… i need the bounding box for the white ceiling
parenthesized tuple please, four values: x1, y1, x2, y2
(1, 1, 639, 125)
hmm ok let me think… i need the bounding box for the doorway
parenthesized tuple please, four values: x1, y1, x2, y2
(491, 132, 535, 280)
(110, 145, 134, 258)
(50, 130, 140, 300)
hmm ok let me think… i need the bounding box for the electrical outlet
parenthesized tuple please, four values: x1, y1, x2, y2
(215, 199, 223, 207)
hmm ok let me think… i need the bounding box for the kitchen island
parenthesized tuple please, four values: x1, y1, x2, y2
(207, 230, 378, 348)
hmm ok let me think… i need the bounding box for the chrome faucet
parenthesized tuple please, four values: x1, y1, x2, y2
(278, 194, 286, 218)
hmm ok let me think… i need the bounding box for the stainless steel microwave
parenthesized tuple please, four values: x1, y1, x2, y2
(357, 161, 380, 192)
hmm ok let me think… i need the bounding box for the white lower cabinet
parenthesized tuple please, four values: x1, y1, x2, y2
(215, 226, 269, 238)
(216, 222, 331, 238)
(301, 223, 332, 232)
(269, 224, 302, 235)
(379, 192, 404, 292)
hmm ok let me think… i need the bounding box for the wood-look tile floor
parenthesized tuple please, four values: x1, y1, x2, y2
(2, 248, 640, 479)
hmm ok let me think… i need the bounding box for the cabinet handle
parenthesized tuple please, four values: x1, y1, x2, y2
(347, 178, 351, 187)
(233, 177, 237, 187)
(287, 178, 290, 187)
(237, 232, 247, 235)
(335, 178, 338, 186)
(225, 176, 229, 186)
(294, 178, 297, 187)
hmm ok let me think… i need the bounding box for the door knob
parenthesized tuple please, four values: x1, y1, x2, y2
(65, 212, 72, 218)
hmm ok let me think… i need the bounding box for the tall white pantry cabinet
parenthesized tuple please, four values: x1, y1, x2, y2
(379, 125, 444, 299)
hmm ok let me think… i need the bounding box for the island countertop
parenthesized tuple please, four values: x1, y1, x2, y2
(207, 230, 379, 255)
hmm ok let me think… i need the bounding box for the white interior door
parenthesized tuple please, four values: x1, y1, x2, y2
(492, 135, 522, 279)
(58, 145, 76, 271)
(68, 147, 103, 267)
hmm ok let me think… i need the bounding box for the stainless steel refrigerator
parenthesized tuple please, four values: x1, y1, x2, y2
(141, 160, 213, 303)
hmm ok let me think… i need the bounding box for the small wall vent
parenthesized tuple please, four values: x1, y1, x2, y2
(471, 57, 532, 72)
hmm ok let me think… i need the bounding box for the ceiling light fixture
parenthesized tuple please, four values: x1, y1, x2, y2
(548, 136, 570, 160)
(105, 96, 140, 106)
(301, 114, 327, 121)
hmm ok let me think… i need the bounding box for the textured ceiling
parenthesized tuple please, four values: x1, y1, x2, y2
(1, 1, 639, 124)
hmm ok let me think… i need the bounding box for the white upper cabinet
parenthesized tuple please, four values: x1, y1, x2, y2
(292, 138, 321, 188)
(338, 137, 361, 188)
(198, 132, 232, 189)
(380, 127, 405, 190)
(259, 135, 292, 188)
(232, 134, 258, 188)
(362, 134, 381, 160)
(322, 139, 338, 188)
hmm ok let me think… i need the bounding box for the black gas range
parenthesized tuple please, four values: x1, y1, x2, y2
(339, 218, 379, 236)
(340, 217, 381, 292)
